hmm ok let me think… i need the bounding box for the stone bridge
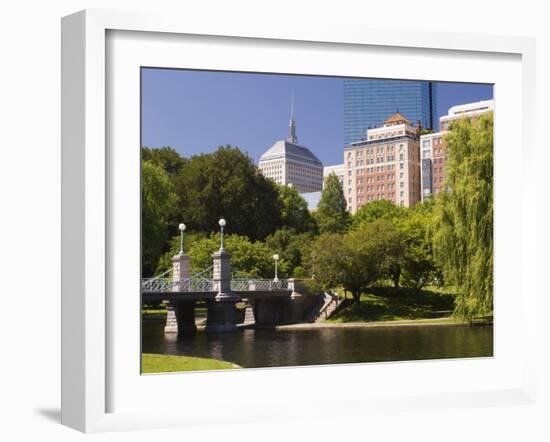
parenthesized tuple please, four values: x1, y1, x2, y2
(142, 244, 325, 334)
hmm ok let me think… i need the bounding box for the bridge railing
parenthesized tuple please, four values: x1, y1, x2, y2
(142, 278, 293, 293)
(231, 279, 290, 292)
(141, 277, 213, 293)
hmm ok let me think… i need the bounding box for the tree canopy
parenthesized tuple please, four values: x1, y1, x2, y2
(187, 233, 277, 278)
(432, 112, 493, 321)
(277, 184, 318, 234)
(397, 203, 437, 290)
(315, 172, 350, 234)
(305, 219, 400, 302)
(142, 146, 188, 177)
(264, 227, 315, 277)
(141, 160, 178, 276)
(352, 199, 403, 229)
(173, 146, 282, 241)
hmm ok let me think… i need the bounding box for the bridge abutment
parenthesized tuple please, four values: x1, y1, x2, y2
(205, 300, 240, 333)
(175, 300, 197, 333)
(164, 252, 192, 334)
(253, 296, 304, 325)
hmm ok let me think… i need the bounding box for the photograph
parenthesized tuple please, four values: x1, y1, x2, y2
(140, 68, 494, 374)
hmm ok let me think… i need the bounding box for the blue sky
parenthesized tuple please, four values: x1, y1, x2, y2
(141, 69, 493, 166)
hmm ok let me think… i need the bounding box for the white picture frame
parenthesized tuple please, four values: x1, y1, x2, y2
(61, 9, 537, 433)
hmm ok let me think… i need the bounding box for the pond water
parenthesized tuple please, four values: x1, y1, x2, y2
(142, 319, 493, 369)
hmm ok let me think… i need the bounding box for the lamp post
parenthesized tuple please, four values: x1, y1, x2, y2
(218, 218, 226, 251)
(273, 254, 279, 282)
(178, 223, 186, 255)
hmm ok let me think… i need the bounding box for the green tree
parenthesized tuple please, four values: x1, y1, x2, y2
(265, 227, 314, 276)
(398, 204, 437, 290)
(315, 172, 350, 234)
(432, 112, 493, 321)
(351, 199, 403, 228)
(174, 146, 282, 241)
(188, 233, 278, 278)
(351, 200, 408, 287)
(141, 146, 187, 177)
(154, 231, 209, 275)
(141, 160, 178, 276)
(305, 219, 396, 303)
(277, 185, 318, 233)
(303, 232, 347, 293)
(374, 221, 406, 288)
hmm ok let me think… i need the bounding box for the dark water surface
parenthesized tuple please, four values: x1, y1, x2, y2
(142, 320, 493, 368)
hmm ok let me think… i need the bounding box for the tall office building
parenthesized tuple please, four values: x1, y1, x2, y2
(258, 106, 324, 193)
(344, 79, 437, 146)
(344, 112, 421, 213)
(420, 99, 494, 201)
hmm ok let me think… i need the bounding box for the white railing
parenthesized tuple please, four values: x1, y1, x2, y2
(142, 277, 293, 293)
(141, 277, 213, 293)
(231, 279, 290, 292)
(141, 278, 179, 292)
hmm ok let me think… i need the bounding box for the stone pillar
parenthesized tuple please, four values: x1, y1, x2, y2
(164, 252, 191, 334)
(164, 306, 179, 333)
(172, 253, 190, 290)
(206, 249, 240, 332)
(287, 279, 305, 323)
(211, 250, 233, 299)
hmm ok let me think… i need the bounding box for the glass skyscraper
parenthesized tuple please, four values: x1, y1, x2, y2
(344, 79, 437, 146)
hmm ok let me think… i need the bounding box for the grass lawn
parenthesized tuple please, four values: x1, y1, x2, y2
(329, 286, 456, 323)
(142, 305, 208, 318)
(142, 353, 241, 374)
(142, 309, 167, 315)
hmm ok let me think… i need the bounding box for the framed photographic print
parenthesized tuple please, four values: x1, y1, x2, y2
(61, 9, 537, 433)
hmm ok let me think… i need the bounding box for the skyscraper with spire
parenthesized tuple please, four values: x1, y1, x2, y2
(258, 96, 323, 193)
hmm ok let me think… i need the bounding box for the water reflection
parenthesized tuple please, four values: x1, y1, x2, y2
(142, 320, 493, 369)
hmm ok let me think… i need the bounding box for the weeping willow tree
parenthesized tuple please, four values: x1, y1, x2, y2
(432, 112, 493, 321)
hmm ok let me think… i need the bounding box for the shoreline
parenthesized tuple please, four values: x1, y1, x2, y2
(267, 317, 483, 330)
(142, 313, 492, 330)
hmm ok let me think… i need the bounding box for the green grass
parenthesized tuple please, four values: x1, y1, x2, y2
(142, 305, 209, 318)
(142, 353, 242, 373)
(142, 309, 167, 315)
(329, 286, 456, 323)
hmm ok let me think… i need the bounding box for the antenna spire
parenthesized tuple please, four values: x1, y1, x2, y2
(287, 91, 297, 144)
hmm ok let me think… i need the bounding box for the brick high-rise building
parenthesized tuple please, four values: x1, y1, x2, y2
(343, 112, 421, 213)
(420, 100, 494, 201)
